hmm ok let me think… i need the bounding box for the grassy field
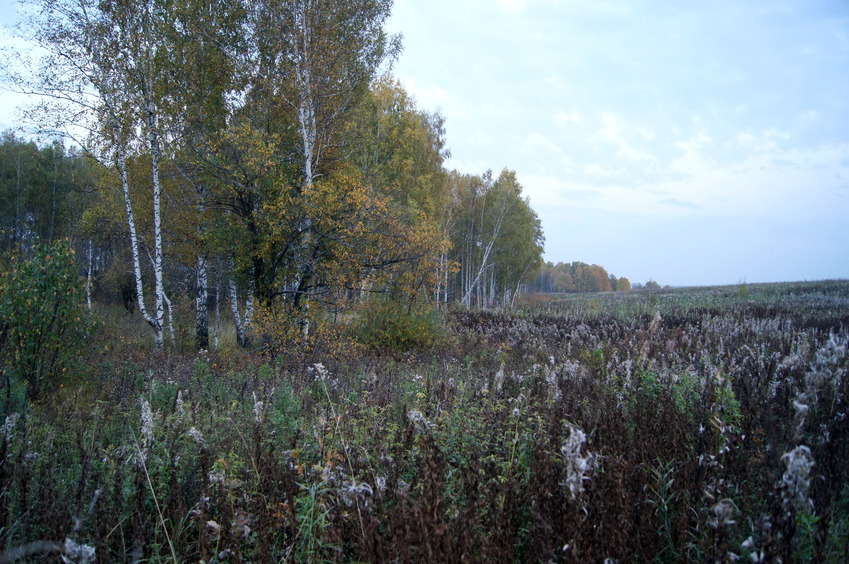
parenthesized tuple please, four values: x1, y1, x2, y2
(1, 280, 848, 562)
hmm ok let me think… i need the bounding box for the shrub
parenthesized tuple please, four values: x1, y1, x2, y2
(350, 298, 446, 353)
(0, 242, 92, 402)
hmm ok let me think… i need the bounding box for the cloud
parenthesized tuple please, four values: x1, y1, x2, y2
(400, 78, 461, 115)
(386, 0, 849, 283)
(593, 112, 657, 162)
(659, 198, 701, 210)
(555, 109, 580, 125)
(584, 163, 617, 177)
(522, 133, 572, 168)
(669, 132, 715, 177)
(735, 129, 790, 152)
(657, 139, 849, 221)
(496, 0, 528, 13)
(522, 134, 849, 231)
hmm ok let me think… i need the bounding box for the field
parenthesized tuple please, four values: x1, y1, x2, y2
(1, 280, 848, 562)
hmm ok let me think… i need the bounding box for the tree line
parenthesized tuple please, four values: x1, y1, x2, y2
(528, 261, 635, 293)
(1, 0, 544, 352)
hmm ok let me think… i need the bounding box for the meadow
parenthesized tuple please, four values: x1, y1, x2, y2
(1, 280, 847, 562)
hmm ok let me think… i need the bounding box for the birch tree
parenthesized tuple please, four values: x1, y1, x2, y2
(447, 169, 543, 307)
(10, 0, 172, 350)
(252, 0, 399, 189)
(161, 0, 246, 350)
(249, 0, 399, 314)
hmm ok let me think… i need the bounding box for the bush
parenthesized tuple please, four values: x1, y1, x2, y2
(350, 298, 446, 353)
(0, 242, 92, 402)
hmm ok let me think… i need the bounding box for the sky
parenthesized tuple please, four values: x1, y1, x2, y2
(384, 0, 849, 286)
(1, 1, 847, 287)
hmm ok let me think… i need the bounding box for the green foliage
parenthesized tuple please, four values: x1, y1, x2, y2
(0, 133, 96, 254)
(637, 370, 665, 400)
(646, 458, 681, 563)
(269, 379, 302, 442)
(293, 481, 337, 562)
(447, 169, 544, 306)
(582, 347, 607, 378)
(712, 372, 742, 428)
(0, 241, 92, 401)
(347, 77, 450, 220)
(351, 298, 447, 353)
(824, 484, 849, 561)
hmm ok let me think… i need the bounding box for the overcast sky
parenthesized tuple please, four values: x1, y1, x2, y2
(1, 1, 847, 287)
(386, 0, 849, 286)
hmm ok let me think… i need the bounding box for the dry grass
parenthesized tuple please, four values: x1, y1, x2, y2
(1, 280, 847, 562)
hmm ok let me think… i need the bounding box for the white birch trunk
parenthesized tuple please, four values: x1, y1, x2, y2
(117, 145, 162, 348)
(244, 289, 255, 335)
(462, 233, 499, 307)
(162, 289, 176, 347)
(213, 292, 220, 352)
(145, 95, 166, 352)
(229, 277, 254, 348)
(461, 194, 509, 307)
(294, 0, 316, 189)
(212, 284, 220, 352)
(229, 277, 244, 347)
(444, 253, 449, 305)
(85, 240, 93, 312)
(196, 254, 209, 350)
(195, 188, 209, 350)
(510, 260, 534, 308)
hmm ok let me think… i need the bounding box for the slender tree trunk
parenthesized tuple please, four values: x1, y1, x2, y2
(13, 156, 24, 253)
(49, 159, 58, 241)
(85, 240, 93, 312)
(163, 290, 176, 347)
(462, 234, 498, 306)
(212, 284, 220, 352)
(510, 260, 534, 308)
(117, 145, 163, 349)
(294, 0, 316, 189)
(229, 277, 244, 347)
(244, 289, 254, 336)
(461, 193, 509, 307)
(292, 1, 317, 338)
(145, 95, 166, 353)
(195, 192, 209, 350)
(444, 254, 449, 305)
(229, 277, 254, 348)
(196, 254, 209, 350)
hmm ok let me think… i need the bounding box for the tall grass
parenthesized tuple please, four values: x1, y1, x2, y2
(0, 280, 847, 561)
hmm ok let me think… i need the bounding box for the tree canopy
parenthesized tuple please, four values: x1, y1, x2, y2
(2, 0, 546, 353)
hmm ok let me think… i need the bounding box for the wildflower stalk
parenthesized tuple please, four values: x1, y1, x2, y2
(133, 434, 178, 564)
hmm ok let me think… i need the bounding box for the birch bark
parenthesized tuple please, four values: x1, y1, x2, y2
(117, 143, 163, 348)
(229, 277, 255, 348)
(196, 254, 209, 350)
(144, 96, 167, 352)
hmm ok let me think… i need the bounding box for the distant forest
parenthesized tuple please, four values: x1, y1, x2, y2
(529, 261, 661, 293)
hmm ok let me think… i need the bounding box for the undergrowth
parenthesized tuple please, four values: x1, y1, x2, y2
(0, 280, 847, 562)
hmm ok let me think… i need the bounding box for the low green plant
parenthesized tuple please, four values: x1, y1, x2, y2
(646, 458, 680, 563)
(712, 372, 741, 429)
(637, 371, 664, 400)
(294, 481, 336, 562)
(269, 379, 302, 443)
